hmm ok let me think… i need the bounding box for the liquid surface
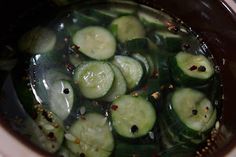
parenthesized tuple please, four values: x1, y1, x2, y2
(1, 1, 222, 157)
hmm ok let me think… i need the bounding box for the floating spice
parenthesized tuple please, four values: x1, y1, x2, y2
(80, 153, 85, 157)
(131, 125, 139, 133)
(192, 109, 198, 115)
(65, 63, 75, 72)
(47, 132, 56, 141)
(189, 65, 198, 71)
(111, 104, 118, 111)
(63, 88, 70, 94)
(198, 66, 206, 72)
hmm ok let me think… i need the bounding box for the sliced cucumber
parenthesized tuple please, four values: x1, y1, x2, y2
(68, 53, 88, 68)
(72, 11, 100, 27)
(131, 53, 150, 76)
(73, 26, 116, 60)
(112, 55, 144, 90)
(29, 55, 69, 102)
(111, 15, 146, 42)
(154, 31, 182, 52)
(68, 54, 83, 68)
(138, 12, 166, 30)
(57, 146, 77, 157)
(125, 38, 149, 53)
(66, 113, 114, 157)
(170, 52, 214, 85)
(89, 9, 117, 25)
(34, 106, 64, 153)
(171, 88, 217, 132)
(48, 80, 74, 120)
(102, 64, 127, 102)
(18, 27, 56, 54)
(111, 7, 136, 16)
(144, 53, 155, 77)
(113, 143, 158, 157)
(74, 61, 114, 99)
(111, 95, 156, 138)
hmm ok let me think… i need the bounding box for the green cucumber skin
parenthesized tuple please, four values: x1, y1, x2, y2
(72, 11, 101, 27)
(169, 56, 213, 86)
(112, 143, 159, 157)
(160, 144, 195, 157)
(112, 56, 144, 90)
(89, 9, 117, 25)
(160, 90, 216, 142)
(102, 63, 127, 102)
(153, 31, 182, 53)
(125, 38, 149, 53)
(148, 49, 174, 85)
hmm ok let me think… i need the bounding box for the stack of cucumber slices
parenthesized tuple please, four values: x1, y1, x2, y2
(14, 4, 220, 157)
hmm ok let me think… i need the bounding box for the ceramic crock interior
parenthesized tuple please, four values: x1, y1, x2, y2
(0, 0, 236, 156)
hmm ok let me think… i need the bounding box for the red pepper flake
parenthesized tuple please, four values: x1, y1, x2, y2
(66, 63, 75, 72)
(168, 25, 179, 33)
(189, 65, 198, 71)
(111, 104, 118, 111)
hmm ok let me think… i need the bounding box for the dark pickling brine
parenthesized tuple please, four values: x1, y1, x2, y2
(4, 1, 222, 157)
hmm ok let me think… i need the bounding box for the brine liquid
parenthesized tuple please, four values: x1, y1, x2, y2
(1, 1, 222, 157)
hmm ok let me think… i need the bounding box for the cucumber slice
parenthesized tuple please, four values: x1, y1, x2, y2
(102, 64, 127, 102)
(112, 7, 136, 16)
(66, 113, 114, 157)
(112, 55, 143, 90)
(154, 31, 182, 52)
(74, 61, 114, 99)
(113, 143, 158, 157)
(131, 53, 150, 76)
(144, 53, 155, 77)
(138, 12, 166, 30)
(111, 15, 146, 42)
(34, 106, 64, 153)
(111, 95, 156, 138)
(48, 80, 74, 120)
(31, 67, 71, 105)
(68, 53, 88, 68)
(125, 38, 149, 52)
(57, 146, 76, 157)
(170, 52, 214, 85)
(18, 27, 56, 54)
(89, 9, 117, 25)
(73, 26, 116, 60)
(72, 11, 100, 27)
(171, 88, 217, 132)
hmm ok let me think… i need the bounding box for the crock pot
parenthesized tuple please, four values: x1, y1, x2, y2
(0, 0, 236, 156)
